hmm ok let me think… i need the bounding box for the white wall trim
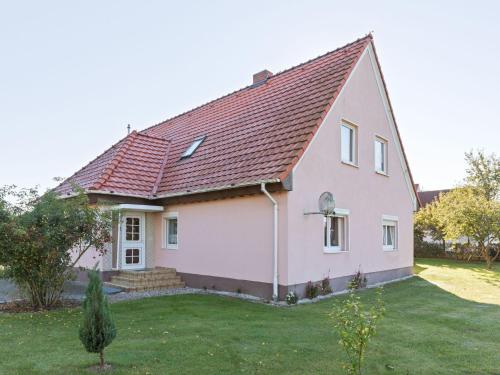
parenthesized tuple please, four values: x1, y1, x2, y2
(366, 44, 418, 210)
(113, 204, 164, 212)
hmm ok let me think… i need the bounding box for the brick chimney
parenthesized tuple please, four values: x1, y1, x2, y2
(253, 69, 273, 85)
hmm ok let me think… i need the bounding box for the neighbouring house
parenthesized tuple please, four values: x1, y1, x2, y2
(56, 35, 419, 300)
(415, 187, 466, 253)
(416, 187, 451, 207)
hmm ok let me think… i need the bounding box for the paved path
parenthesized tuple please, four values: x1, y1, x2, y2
(0, 278, 122, 303)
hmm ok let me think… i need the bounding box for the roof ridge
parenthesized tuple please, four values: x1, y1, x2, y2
(54, 133, 130, 194)
(136, 132, 171, 142)
(141, 34, 372, 135)
(368, 39, 420, 207)
(265, 34, 372, 82)
(150, 142, 171, 197)
(91, 130, 139, 190)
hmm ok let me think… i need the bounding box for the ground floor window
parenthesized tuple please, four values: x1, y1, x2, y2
(164, 213, 178, 249)
(324, 210, 349, 252)
(383, 216, 398, 250)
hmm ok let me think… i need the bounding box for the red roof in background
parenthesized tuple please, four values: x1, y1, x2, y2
(57, 35, 382, 199)
(417, 189, 451, 207)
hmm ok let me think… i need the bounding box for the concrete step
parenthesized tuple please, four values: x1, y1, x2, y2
(119, 268, 177, 279)
(105, 267, 185, 292)
(109, 279, 183, 289)
(111, 275, 181, 284)
(105, 281, 185, 292)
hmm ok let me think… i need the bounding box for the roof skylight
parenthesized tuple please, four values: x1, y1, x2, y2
(181, 136, 205, 158)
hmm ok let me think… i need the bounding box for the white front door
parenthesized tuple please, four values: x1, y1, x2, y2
(121, 213, 145, 270)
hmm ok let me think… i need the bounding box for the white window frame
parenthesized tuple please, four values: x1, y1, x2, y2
(163, 212, 179, 250)
(382, 215, 398, 251)
(374, 136, 388, 175)
(324, 208, 350, 253)
(340, 122, 358, 167)
(124, 215, 143, 243)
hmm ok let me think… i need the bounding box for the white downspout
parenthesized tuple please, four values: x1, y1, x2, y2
(261, 183, 278, 301)
(116, 211, 122, 270)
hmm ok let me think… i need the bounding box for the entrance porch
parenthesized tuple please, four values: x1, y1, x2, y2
(111, 204, 163, 271)
(102, 204, 185, 291)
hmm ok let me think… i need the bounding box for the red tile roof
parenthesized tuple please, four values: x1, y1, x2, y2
(418, 189, 451, 207)
(57, 131, 170, 197)
(57, 35, 406, 199)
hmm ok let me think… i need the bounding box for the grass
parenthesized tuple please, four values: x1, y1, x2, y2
(0, 259, 499, 374)
(415, 257, 500, 305)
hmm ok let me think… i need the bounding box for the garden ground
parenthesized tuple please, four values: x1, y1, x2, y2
(0, 258, 498, 374)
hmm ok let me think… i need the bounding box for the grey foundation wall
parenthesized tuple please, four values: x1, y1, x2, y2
(180, 266, 413, 300)
(73, 266, 412, 300)
(286, 266, 413, 297)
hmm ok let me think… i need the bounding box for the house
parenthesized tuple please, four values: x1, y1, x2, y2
(56, 35, 419, 300)
(415, 187, 454, 251)
(416, 188, 451, 207)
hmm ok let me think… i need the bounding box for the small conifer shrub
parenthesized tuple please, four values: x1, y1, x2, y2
(79, 270, 117, 369)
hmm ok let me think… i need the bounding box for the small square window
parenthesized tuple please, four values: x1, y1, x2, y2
(375, 138, 388, 174)
(341, 123, 357, 165)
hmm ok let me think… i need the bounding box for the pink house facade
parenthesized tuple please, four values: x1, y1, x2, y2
(58, 35, 419, 300)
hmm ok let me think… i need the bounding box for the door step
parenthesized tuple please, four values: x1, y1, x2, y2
(105, 267, 185, 292)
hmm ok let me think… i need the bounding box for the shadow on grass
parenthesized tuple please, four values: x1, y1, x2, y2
(413, 263, 427, 275)
(415, 257, 500, 278)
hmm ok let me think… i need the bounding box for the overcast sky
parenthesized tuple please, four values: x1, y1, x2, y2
(1, 0, 499, 192)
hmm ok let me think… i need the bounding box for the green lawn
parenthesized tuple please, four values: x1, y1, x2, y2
(0, 259, 499, 374)
(415, 257, 500, 305)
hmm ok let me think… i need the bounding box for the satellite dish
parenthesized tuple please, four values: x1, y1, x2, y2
(318, 192, 335, 216)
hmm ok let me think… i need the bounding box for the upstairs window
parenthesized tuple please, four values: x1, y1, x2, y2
(375, 137, 388, 174)
(341, 123, 357, 165)
(181, 136, 205, 158)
